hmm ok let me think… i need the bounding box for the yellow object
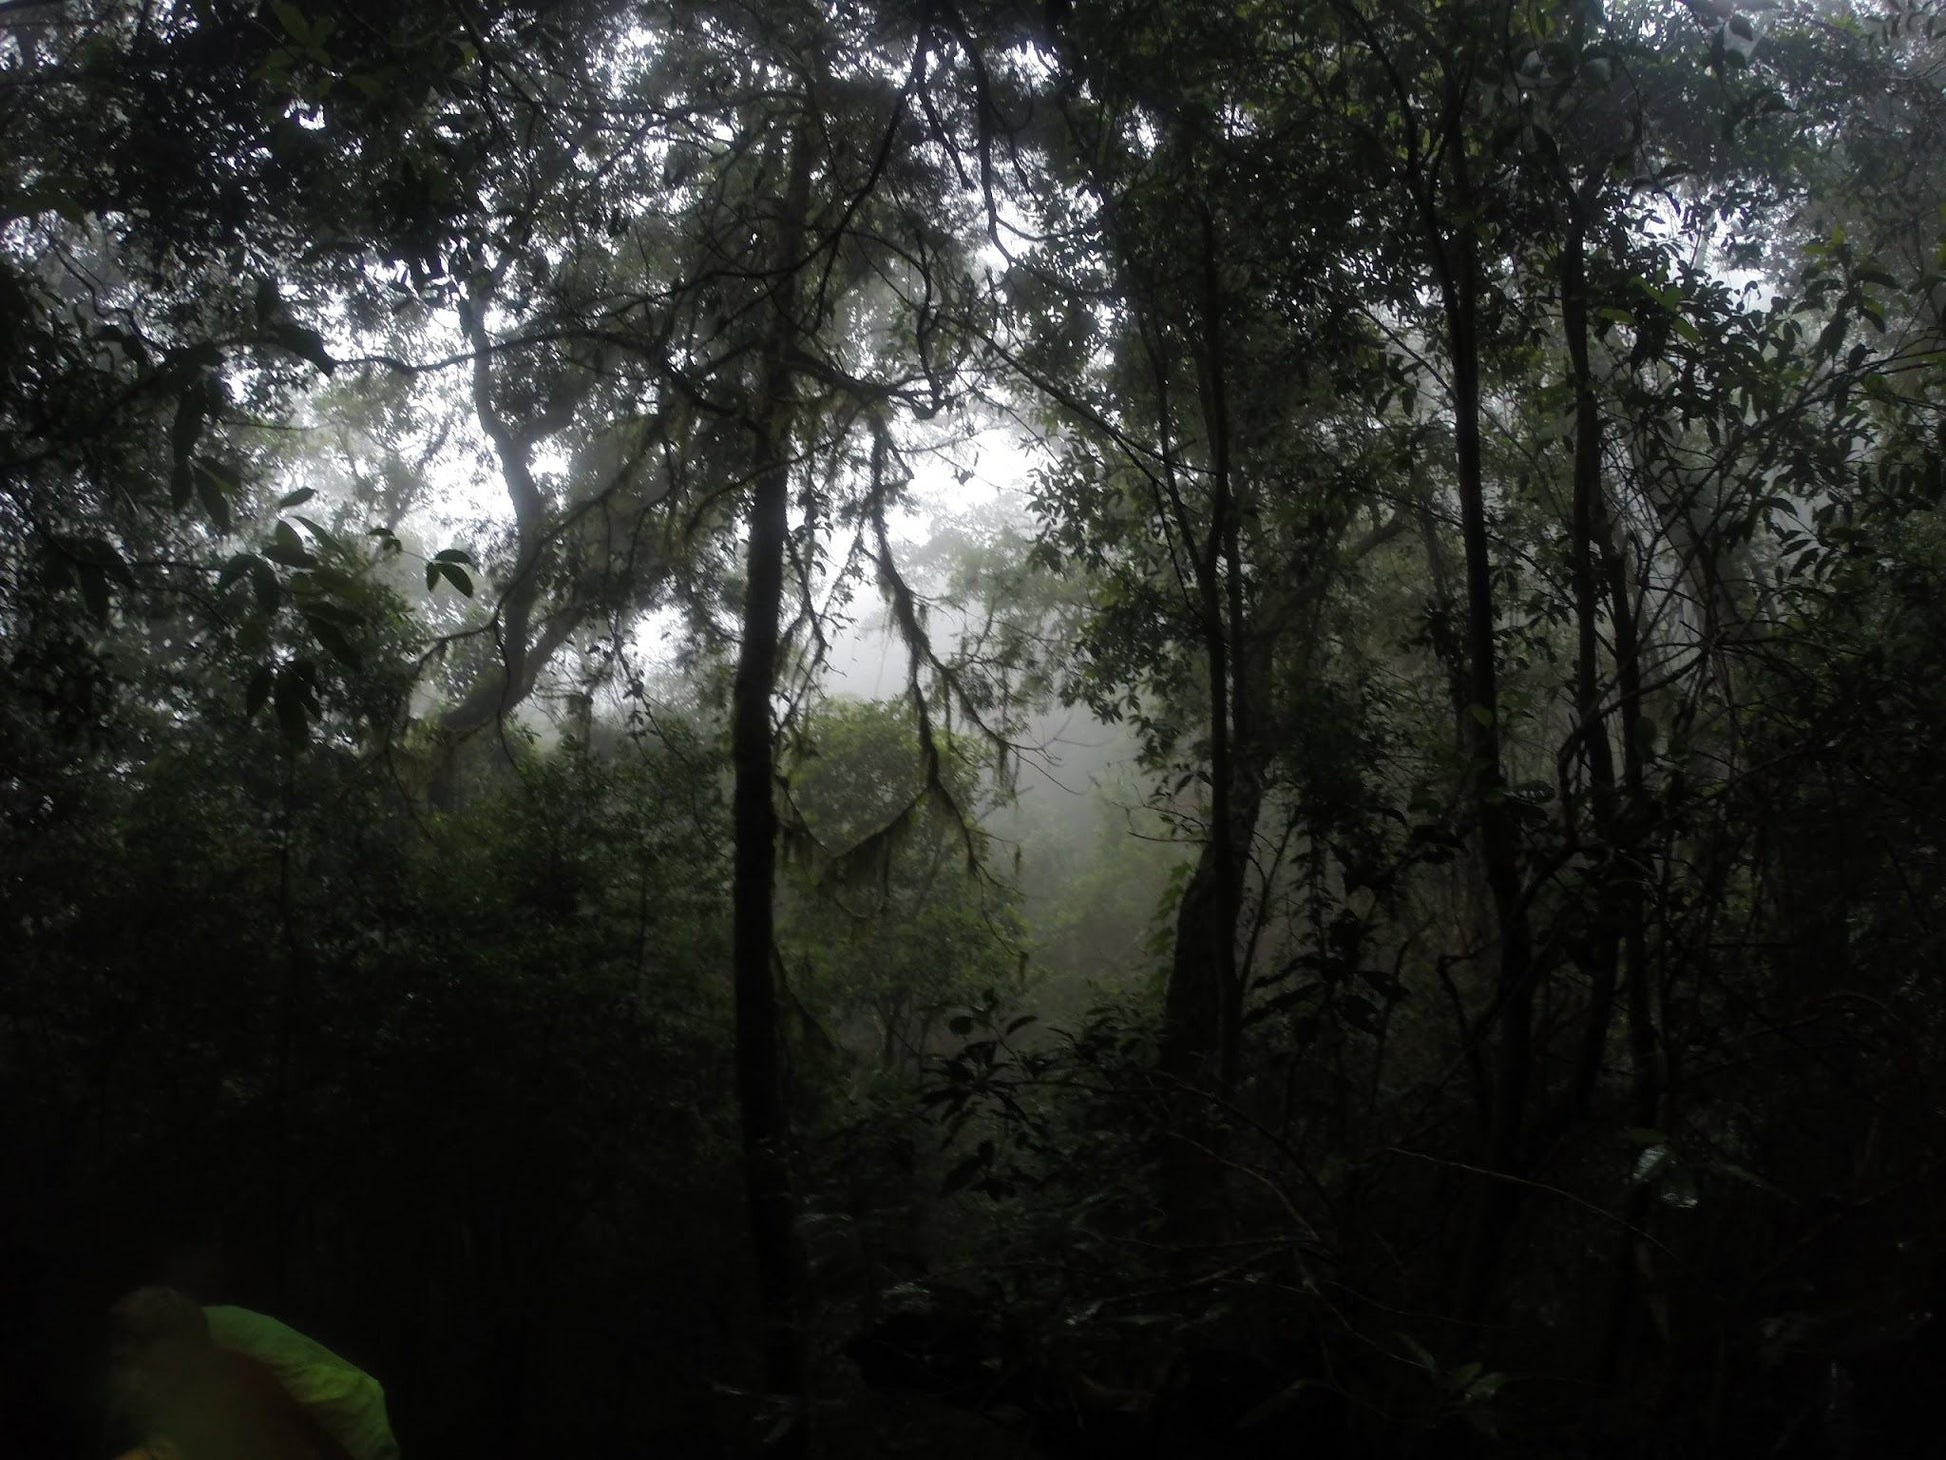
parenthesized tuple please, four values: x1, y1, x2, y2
(204, 1306, 401, 1460)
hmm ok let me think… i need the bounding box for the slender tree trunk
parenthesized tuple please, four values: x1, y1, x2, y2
(1159, 203, 1247, 1091)
(1153, 204, 1257, 1251)
(1206, 205, 1250, 1091)
(1162, 782, 1264, 1083)
(1416, 505, 1499, 1134)
(1532, 130, 1663, 1374)
(1599, 438, 1660, 1381)
(731, 125, 813, 1435)
(1558, 199, 1625, 1122)
(426, 283, 586, 810)
(1423, 98, 1533, 1320)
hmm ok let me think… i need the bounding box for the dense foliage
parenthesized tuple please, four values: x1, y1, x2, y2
(4, 1, 1944, 1457)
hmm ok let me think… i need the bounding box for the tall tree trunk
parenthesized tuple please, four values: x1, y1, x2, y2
(1208, 204, 1250, 1092)
(1161, 782, 1263, 1088)
(731, 124, 813, 1436)
(1599, 410, 1660, 1382)
(426, 281, 587, 810)
(1423, 91, 1533, 1320)
(1153, 204, 1256, 1250)
(1558, 195, 1625, 1122)
(1159, 203, 1247, 1092)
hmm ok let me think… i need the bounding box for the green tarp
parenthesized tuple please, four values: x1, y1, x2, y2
(205, 1306, 401, 1460)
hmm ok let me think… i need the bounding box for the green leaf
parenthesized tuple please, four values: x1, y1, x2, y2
(218, 553, 261, 594)
(270, 0, 309, 43)
(76, 562, 109, 622)
(194, 464, 235, 527)
(265, 521, 316, 568)
(432, 547, 474, 565)
(1465, 1371, 1508, 1403)
(1659, 1164, 1700, 1210)
(270, 321, 335, 375)
(1467, 703, 1495, 728)
(300, 587, 360, 618)
(425, 560, 473, 597)
(194, 461, 235, 532)
(304, 613, 361, 668)
(1631, 1143, 1673, 1186)
(1396, 1333, 1438, 1371)
(278, 487, 317, 509)
(245, 664, 274, 718)
(59, 537, 129, 623)
(273, 664, 312, 745)
(293, 516, 341, 553)
(171, 389, 208, 475)
(72, 536, 132, 585)
(251, 559, 282, 617)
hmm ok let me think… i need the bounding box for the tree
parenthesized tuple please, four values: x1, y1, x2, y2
(11, 2, 1946, 1454)
(779, 696, 1022, 1072)
(1013, 0, 1414, 1105)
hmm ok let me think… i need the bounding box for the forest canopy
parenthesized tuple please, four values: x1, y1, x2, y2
(3, 0, 1944, 1456)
